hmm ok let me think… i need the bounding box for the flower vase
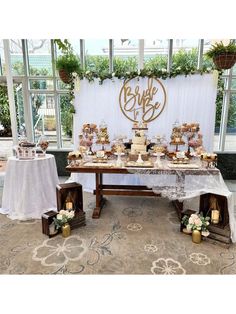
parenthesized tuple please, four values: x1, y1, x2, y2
(62, 223, 71, 238)
(192, 229, 201, 244)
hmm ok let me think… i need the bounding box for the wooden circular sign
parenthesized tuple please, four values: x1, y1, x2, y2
(119, 77, 167, 123)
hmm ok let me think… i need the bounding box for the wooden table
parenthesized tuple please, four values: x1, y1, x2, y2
(66, 163, 220, 219)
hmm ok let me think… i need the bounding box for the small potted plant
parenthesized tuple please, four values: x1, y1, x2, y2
(205, 40, 236, 70)
(53, 209, 75, 237)
(181, 212, 210, 244)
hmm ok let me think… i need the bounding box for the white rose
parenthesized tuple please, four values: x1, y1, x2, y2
(161, 68, 167, 72)
(186, 224, 192, 231)
(201, 230, 210, 237)
(56, 214, 62, 220)
(68, 211, 74, 219)
(194, 218, 202, 226)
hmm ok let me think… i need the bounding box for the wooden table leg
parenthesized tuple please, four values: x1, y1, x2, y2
(173, 172, 185, 219)
(92, 173, 106, 218)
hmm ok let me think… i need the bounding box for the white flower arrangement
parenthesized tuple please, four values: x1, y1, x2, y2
(53, 209, 75, 230)
(182, 212, 210, 237)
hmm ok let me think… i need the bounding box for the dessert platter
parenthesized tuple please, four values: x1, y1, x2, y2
(15, 140, 37, 160)
(171, 151, 190, 164)
(125, 160, 153, 168)
(67, 151, 83, 160)
(201, 153, 217, 168)
(167, 163, 200, 169)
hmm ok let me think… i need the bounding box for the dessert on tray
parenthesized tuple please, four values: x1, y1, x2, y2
(67, 151, 83, 160)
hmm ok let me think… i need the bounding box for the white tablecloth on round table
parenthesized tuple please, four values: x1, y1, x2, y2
(0, 154, 59, 220)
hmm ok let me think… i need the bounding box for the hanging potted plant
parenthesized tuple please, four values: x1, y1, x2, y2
(54, 39, 81, 83)
(205, 40, 236, 70)
(56, 53, 81, 84)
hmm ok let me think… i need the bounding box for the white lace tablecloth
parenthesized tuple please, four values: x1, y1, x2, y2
(126, 164, 236, 242)
(0, 154, 59, 220)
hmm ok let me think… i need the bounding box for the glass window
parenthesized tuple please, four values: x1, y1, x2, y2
(30, 93, 57, 147)
(68, 39, 80, 56)
(214, 77, 225, 151)
(113, 39, 138, 72)
(231, 78, 236, 90)
(55, 39, 80, 57)
(202, 39, 215, 69)
(0, 40, 5, 76)
(225, 93, 236, 151)
(27, 40, 52, 76)
(10, 39, 24, 75)
(14, 82, 26, 134)
(232, 64, 236, 75)
(144, 39, 168, 70)
(29, 79, 54, 90)
(59, 94, 73, 148)
(172, 39, 199, 71)
(0, 82, 25, 138)
(57, 80, 70, 90)
(0, 83, 11, 136)
(84, 39, 109, 72)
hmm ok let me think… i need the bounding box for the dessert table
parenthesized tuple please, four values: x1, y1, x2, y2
(0, 154, 59, 220)
(66, 159, 236, 242)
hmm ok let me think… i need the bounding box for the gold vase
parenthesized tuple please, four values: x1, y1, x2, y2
(192, 229, 201, 244)
(62, 223, 71, 238)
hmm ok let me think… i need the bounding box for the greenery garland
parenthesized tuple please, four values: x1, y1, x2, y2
(78, 66, 214, 85)
(54, 39, 218, 114)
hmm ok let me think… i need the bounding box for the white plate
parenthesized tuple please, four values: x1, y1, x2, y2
(168, 163, 200, 169)
(152, 153, 165, 157)
(114, 152, 125, 156)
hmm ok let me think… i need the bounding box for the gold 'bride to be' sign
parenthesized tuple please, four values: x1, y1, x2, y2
(119, 77, 166, 123)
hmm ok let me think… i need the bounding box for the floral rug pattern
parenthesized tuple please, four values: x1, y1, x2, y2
(0, 193, 236, 274)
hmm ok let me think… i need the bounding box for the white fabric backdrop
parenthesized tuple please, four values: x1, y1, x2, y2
(73, 74, 218, 151)
(71, 74, 218, 191)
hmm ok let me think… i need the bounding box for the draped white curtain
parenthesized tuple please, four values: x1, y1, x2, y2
(71, 74, 218, 191)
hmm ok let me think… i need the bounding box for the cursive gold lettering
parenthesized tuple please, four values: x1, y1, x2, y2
(119, 77, 166, 123)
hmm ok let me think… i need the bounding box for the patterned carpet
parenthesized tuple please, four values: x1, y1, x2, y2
(0, 192, 236, 274)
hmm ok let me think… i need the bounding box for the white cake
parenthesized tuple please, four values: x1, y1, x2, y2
(131, 131, 147, 153)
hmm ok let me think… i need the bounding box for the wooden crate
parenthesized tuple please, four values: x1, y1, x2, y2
(41, 210, 58, 237)
(200, 193, 231, 244)
(200, 193, 229, 228)
(56, 182, 83, 213)
(56, 182, 86, 230)
(69, 210, 86, 230)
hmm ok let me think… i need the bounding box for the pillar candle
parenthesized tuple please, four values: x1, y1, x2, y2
(211, 209, 220, 224)
(66, 201, 73, 211)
